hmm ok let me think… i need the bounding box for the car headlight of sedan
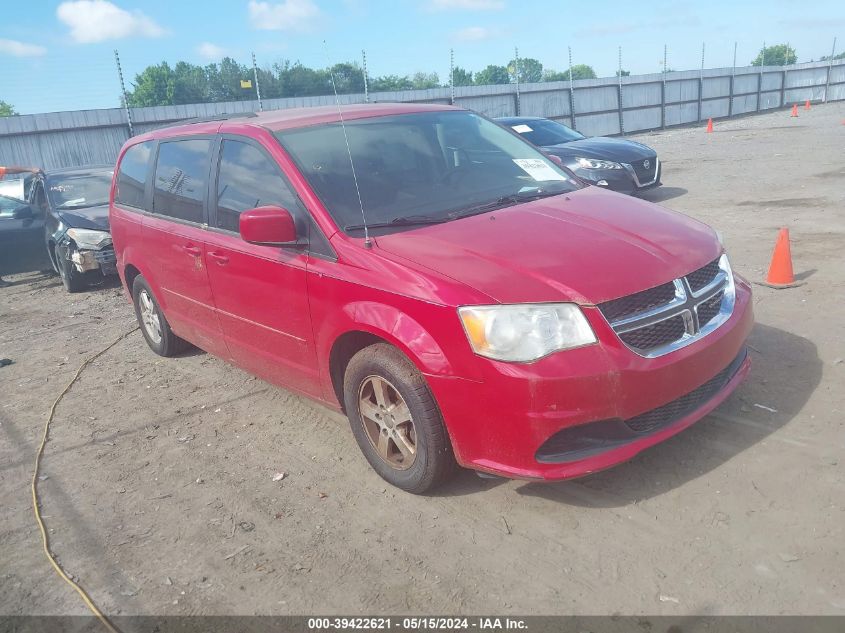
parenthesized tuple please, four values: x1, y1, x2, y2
(458, 303, 597, 362)
(66, 228, 112, 250)
(575, 157, 624, 170)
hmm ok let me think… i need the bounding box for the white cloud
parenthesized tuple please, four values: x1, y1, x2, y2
(197, 42, 227, 60)
(248, 0, 321, 31)
(452, 26, 495, 42)
(0, 38, 47, 57)
(429, 0, 504, 10)
(56, 0, 166, 44)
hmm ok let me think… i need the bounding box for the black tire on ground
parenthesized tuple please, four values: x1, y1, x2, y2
(343, 343, 457, 493)
(55, 243, 86, 293)
(131, 275, 191, 357)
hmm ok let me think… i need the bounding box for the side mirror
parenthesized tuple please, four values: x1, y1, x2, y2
(546, 154, 564, 167)
(12, 205, 34, 220)
(239, 206, 298, 246)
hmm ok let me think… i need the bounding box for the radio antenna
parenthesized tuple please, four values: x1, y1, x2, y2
(324, 41, 371, 247)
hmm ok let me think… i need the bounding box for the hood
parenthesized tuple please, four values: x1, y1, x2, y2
(544, 136, 655, 163)
(57, 203, 110, 231)
(374, 186, 720, 305)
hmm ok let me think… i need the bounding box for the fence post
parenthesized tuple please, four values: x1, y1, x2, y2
(617, 46, 624, 135)
(728, 41, 737, 117)
(824, 37, 836, 102)
(513, 46, 521, 116)
(251, 52, 263, 112)
(567, 46, 576, 130)
(697, 42, 705, 122)
(361, 50, 369, 103)
(113, 49, 133, 138)
(780, 42, 790, 107)
(757, 41, 765, 112)
(449, 48, 455, 106)
(661, 44, 667, 129)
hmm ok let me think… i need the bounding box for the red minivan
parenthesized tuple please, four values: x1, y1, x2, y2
(109, 104, 753, 493)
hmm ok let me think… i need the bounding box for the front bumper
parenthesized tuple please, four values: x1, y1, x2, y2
(427, 275, 753, 481)
(70, 247, 117, 275)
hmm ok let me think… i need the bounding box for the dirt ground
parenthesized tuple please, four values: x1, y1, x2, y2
(1, 103, 844, 618)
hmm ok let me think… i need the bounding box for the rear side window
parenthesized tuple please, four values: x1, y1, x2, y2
(153, 139, 211, 224)
(116, 141, 153, 209)
(215, 139, 299, 232)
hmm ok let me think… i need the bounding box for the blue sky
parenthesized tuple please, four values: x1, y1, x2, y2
(2, 0, 843, 115)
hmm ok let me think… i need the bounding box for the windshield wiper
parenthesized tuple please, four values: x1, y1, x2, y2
(448, 186, 570, 220)
(344, 214, 448, 232)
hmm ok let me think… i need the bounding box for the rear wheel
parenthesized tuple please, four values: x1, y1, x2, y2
(343, 343, 456, 493)
(55, 243, 86, 293)
(132, 276, 190, 357)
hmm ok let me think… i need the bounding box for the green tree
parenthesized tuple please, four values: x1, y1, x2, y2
(411, 72, 440, 89)
(0, 100, 16, 117)
(127, 62, 175, 107)
(616, 69, 630, 77)
(820, 51, 845, 61)
(752, 44, 797, 66)
(276, 61, 329, 97)
(507, 57, 543, 83)
(329, 62, 365, 94)
(451, 66, 473, 86)
(171, 61, 209, 105)
(474, 64, 510, 85)
(543, 65, 596, 81)
(370, 74, 413, 91)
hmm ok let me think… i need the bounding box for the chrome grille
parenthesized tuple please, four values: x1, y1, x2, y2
(686, 258, 720, 293)
(598, 255, 735, 358)
(598, 281, 676, 322)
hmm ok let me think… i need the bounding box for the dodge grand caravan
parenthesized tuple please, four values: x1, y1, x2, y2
(110, 104, 753, 493)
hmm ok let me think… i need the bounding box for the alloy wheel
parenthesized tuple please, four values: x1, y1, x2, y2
(138, 289, 162, 345)
(357, 375, 417, 470)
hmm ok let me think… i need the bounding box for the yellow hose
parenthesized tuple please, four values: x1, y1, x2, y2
(31, 327, 138, 633)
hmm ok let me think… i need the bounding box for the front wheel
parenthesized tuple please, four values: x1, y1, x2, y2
(55, 243, 86, 293)
(343, 343, 456, 493)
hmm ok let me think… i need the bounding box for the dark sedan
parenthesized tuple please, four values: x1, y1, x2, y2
(0, 193, 50, 278)
(28, 166, 117, 292)
(497, 116, 661, 195)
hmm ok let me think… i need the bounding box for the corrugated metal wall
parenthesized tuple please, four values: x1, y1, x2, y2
(1, 60, 842, 171)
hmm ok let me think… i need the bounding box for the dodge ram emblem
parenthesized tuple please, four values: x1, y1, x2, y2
(643, 159, 651, 169)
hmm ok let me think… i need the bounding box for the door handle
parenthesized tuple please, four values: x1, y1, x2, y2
(182, 244, 202, 257)
(207, 251, 230, 265)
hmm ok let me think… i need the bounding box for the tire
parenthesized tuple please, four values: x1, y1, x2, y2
(132, 275, 190, 357)
(343, 343, 457, 493)
(55, 243, 86, 293)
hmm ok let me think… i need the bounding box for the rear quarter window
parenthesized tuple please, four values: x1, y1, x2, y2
(116, 141, 154, 209)
(153, 139, 211, 224)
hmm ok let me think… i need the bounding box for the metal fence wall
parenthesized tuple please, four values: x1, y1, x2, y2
(1, 59, 843, 171)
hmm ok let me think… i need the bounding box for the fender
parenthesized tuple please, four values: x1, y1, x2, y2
(316, 299, 485, 406)
(342, 301, 455, 375)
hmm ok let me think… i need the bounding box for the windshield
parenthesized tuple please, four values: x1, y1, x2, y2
(507, 119, 585, 146)
(275, 111, 581, 233)
(47, 172, 113, 210)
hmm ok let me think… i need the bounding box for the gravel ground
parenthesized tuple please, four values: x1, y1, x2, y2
(1, 102, 844, 618)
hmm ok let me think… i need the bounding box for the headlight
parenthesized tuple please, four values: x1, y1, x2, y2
(66, 228, 112, 250)
(575, 157, 623, 170)
(458, 303, 597, 362)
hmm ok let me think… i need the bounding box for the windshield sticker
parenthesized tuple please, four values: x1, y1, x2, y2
(512, 124, 533, 133)
(512, 158, 567, 182)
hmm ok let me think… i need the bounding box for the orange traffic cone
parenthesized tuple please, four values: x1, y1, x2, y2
(804, 99, 811, 110)
(765, 228, 796, 287)
(706, 118, 713, 133)
(790, 104, 799, 117)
